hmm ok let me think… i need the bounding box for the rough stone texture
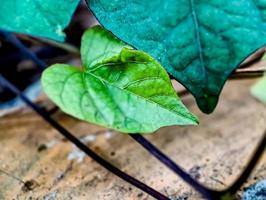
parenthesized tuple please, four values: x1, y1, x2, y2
(0, 78, 265, 200)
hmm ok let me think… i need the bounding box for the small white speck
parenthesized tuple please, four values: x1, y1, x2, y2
(46, 140, 57, 148)
(104, 130, 113, 139)
(68, 146, 86, 163)
(55, 25, 65, 37)
(81, 135, 96, 143)
(44, 191, 58, 200)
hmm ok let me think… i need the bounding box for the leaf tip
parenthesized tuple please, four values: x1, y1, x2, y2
(197, 95, 219, 114)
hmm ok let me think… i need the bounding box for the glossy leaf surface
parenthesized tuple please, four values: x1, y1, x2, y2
(0, 0, 79, 41)
(87, 0, 266, 113)
(42, 26, 198, 133)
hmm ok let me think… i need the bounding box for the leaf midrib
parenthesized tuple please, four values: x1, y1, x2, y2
(84, 69, 195, 122)
(189, 0, 206, 79)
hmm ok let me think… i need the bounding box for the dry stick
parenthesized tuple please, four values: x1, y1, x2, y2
(0, 74, 170, 200)
(239, 49, 266, 68)
(0, 168, 25, 184)
(178, 65, 266, 96)
(230, 66, 266, 79)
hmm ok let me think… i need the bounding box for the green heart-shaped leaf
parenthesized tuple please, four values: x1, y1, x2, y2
(87, 0, 266, 113)
(0, 0, 79, 41)
(251, 73, 266, 104)
(42, 26, 198, 133)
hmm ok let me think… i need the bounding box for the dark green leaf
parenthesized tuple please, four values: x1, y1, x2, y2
(42, 26, 198, 133)
(0, 0, 79, 41)
(87, 0, 266, 113)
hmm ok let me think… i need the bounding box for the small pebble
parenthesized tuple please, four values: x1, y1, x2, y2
(22, 179, 39, 192)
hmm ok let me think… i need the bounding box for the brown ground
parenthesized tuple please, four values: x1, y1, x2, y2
(0, 78, 265, 200)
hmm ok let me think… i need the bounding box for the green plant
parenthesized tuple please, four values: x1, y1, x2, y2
(41, 26, 198, 133)
(0, 0, 265, 115)
(87, 0, 266, 113)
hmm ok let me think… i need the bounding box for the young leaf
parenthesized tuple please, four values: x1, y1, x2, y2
(87, 0, 266, 113)
(251, 74, 266, 104)
(42, 26, 198, 133)
(0, 0, 79, 41)
(81, 26, 131, 68)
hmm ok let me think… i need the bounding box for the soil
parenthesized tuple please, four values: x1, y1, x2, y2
(0, 79, 265, 200)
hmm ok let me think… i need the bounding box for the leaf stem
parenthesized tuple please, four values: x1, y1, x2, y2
(38, 38, 80, 56)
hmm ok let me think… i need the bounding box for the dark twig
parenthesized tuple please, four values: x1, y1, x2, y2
(0, 30, 47, 70)
(230, 67, 266, 79)
(0, 74, 170, 200)
(0, 168, 25, 184)
(130, 134, 220, 200)
(226, 130, 266, 194)
(131, 129, 266, 200)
